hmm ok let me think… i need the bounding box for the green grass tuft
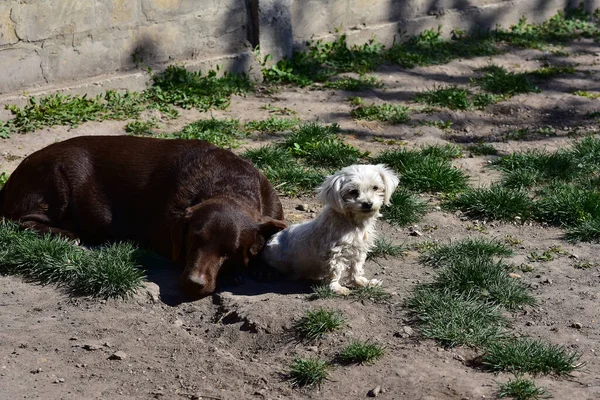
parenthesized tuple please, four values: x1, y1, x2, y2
(381, 188, 428, 226)
(534, 184, 600, 227)
(473, 65, 540, 96)
(0, 220, 145, 299)
(367, 238, 406, 260)
(414, 86, 471, 110)
(283, 122, 365, 169)
(351, 103, 411, 124)
(422, 238, 513, 267)
(374, 148, 469, 193)
(448, 185, 533, 221)
(420, 144, 463, 160)
(466, 142, 498, 156)
(125, 119, 158, 135)
(350, 285, 390, 302)
(565, 219, 600, 242)
(146, 65, 253, 111)
(163, 118, 246, 148)
(288, 357, 329, 387)
(483, 338, 584, 375)
(323, 75, 383, 91)
(498, 377, 551, 400)
(294, 308, 345, 342)
(244, 117, 300, 134)
(432, 256, 536, 309)
(0, 172, 8, 188)
(406, 288, 507, 347)
(337, 341, 385, 364)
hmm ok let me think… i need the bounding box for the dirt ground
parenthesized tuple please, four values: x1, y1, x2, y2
(2, 40, 600, 400)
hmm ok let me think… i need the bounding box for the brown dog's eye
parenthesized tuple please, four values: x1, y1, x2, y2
(373, 186, 379, 191)
(349, 189, 360, 196)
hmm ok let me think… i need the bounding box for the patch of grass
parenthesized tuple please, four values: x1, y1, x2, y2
(245, 117, 300, 134)
(350, 285, 390, 302)
(283, 122, 366, 169)
(375, 147, 469, 193)
(0, 172, 8, 188)
(125, 118, 158, 135)
(472, 92, 505, 108)
(466, 142, 498, 156)
(565, 219, 600, 242)
(420, 144, 463, 160)
(261, 104, 297, 116)
(310, 284, 336, 300)
(482, 338, 584, 375)
(433, 256, 536, 309)
(504, 234, 522, 246)
(422, 120, 453, 130)
(337, 341, 385, 364)
(350, 103, 410, 124)
(294, 308, 345, 342)
(146, 65, 253, 111)
(414, 86, 471, 110)
(323, 75, 383, 91)
(381, 188, 428, 226)
(260, 34, 383, 86)
(386, 27, 499, 68)
(530, 64, 576, 79)
(243, 145, 295, 168)
(164, 118, 245, 148)
(288, 357, 328, 388)
(421, 238, 513, 267)
(498, 377, 551, 400)
(574, 260, 596, 269)
(448, 185, 533, 221)
(473, 65, 539, 96)
(406, 288, 507, 348)
(573, 90, 600, 99)
(0, 220, 145, 299)
(367, 238, 406, 260)
(3, 91, 147, 135)
(534, 184, 600, 227)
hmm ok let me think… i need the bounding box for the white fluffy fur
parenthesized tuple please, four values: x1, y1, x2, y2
(261, 164, 399, 295)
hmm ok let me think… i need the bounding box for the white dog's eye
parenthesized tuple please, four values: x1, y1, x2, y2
(349, 189, 360, 196)
(373, 186, 380, 191)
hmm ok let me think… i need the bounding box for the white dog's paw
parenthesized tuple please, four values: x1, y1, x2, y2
(353, 276, 370, 287)
(329, 282, 351, 296)
(368, 278, 383, 287)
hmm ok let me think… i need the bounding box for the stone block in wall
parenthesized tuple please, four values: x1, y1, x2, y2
(259, 0, 294, 60)
(0, 1, 19, 46)
(140, 0, 243, 23)
(12, 0, 96, 42)
(0, 47, 46, 93)
(95, 0, 141, 30)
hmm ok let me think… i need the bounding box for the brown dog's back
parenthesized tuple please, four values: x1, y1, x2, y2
(1, 136, 283, 259)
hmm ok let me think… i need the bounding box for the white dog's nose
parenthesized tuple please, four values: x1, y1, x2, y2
(361, 202, 373, 210)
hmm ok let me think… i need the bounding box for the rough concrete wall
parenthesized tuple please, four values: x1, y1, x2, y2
(0, 0, 252, 94)
(0, 0, 598, 97)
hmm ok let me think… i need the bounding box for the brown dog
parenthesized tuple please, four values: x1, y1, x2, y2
(0, 136, 286, 298)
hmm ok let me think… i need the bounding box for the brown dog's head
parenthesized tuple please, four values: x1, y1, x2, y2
(171, 199, 286, 299)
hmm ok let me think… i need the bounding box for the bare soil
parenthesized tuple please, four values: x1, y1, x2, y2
(1, 41, 600, 400)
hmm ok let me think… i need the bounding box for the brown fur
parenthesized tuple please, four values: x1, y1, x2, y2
(0, 136, 286, 298)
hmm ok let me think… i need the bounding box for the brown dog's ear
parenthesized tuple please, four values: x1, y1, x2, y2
(248, 217, 287, 256)
(171, 207, 195, 264)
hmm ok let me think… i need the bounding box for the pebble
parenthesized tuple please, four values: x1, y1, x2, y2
(409, 229, 423, 237)
(173, 319, 184, 327)
(30, 368, 42, 374)
(82, 344, 102, 351)
(368, 386, 382, 397)
(394, 326, 414, 338)
(571, 322, 583, 329)
(508, 273, 521, 279)
(296, 204, 309, 211)
(109, 351, 128, 360)
(54, 378, 65, 384)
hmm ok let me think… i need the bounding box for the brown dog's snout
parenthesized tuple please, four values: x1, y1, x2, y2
(180, 272, 213, 298)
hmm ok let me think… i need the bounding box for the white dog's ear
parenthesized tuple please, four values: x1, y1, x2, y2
(376, 164, 400, 205)
(317, 172, 346, 212)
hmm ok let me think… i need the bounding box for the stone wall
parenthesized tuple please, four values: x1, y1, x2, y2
(0, 0, 598, 98)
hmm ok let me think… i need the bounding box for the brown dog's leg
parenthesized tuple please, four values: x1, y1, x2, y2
(20, 218, 79, 241)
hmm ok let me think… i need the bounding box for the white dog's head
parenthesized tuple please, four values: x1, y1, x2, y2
(317, 164, 400, 216)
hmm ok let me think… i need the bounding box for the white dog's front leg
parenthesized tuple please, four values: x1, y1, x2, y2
(351, 254, 382, 288)
(328, 256, 351, 296)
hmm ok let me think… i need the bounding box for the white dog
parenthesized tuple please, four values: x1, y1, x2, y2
(261, 164, 399, 295)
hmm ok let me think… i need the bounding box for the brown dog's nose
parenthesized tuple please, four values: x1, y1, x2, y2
(180, 273, 210, 298)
